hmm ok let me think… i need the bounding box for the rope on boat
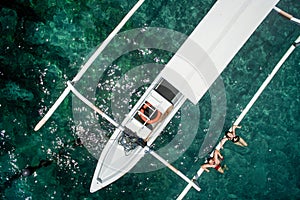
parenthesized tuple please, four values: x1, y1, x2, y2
(177, 35, 300, 200)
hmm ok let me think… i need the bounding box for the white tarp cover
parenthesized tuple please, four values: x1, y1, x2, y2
(160, 0, 280, 104)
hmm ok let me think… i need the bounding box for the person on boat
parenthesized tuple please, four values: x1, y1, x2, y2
(201, 149, 225, 174)
(221, 125, 248, 147)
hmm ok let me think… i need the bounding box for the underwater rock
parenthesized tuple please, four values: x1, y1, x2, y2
(228, 193, 238, 199)
(0, 82, 34, 101)
(0, 8, 18, 38)
(249, 162, 267, 194)
(0, 0, 42, 23)
(23, 21, 47, 45)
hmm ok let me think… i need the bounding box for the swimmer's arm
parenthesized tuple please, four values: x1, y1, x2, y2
(201, 164, 214, 172)
(214, 149, 223, 160)
(220, 138, 228, 149)
(232, 125, 241, 135)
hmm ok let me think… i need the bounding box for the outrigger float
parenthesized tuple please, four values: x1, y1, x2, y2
(33, 0, 300, 197)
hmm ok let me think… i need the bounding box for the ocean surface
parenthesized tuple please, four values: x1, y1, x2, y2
(0, 0, 299, 199)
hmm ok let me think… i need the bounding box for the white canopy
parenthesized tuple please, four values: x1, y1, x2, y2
(161, 0, 280, 104)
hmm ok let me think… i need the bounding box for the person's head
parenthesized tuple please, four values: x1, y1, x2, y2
(207, 157, 215, 165)
(226, 131, 234, 138)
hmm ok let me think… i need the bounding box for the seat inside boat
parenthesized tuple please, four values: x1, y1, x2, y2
(154, 79, 179, 103)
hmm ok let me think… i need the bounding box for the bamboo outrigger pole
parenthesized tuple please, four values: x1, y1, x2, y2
(233, 35, 300, 126)
(177, 35, 300, 200)
(34, 0, 145, 131)
(274, 6, 300, 25)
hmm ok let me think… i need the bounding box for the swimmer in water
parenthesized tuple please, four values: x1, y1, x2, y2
(221, 125, 248, 147)
(201, 149, 225, 174)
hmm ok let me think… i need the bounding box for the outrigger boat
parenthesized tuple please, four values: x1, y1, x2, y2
(33, 0, 299, 196)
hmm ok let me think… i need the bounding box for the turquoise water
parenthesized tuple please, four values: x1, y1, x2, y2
(1, 0, 299, 199)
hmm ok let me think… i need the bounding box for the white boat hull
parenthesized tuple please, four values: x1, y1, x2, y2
(90, 129, 144, 192)
(90, 76, 186, 192)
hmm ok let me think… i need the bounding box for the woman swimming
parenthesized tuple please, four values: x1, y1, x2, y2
(222, 125, 248, 147)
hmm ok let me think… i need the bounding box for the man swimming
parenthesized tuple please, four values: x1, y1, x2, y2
(201, 149, 225, 174)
